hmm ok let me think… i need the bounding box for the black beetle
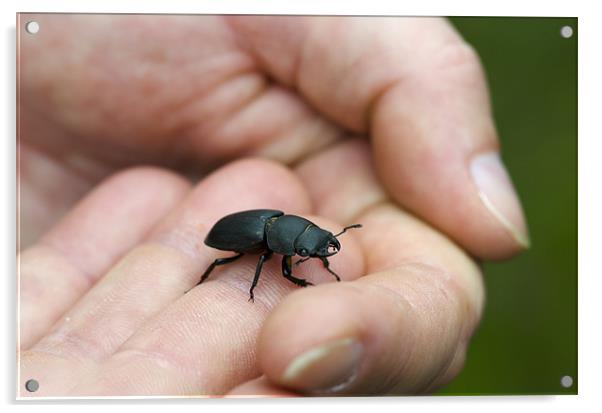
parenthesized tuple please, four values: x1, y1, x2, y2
(195, 209, 361, 301)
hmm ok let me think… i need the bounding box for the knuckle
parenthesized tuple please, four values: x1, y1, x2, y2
(359, 262, 482, 383)
(32, 328, 105, 363)
(111, 348, 185, 374)
(386, 261, 483, 342)
(105, 165, 190, 190)
(407, 41, 485, 91)
(435, 41, 483, 75)
(425, 343, 468, 392)
(372, 263, 479, 393)
(405, 262, 470, 309)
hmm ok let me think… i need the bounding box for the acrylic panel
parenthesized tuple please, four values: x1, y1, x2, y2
(16, 14, 577, 397)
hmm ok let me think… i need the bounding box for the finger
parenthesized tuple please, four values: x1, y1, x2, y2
(228, 16, 529, 259)
(25, 158, 308, 359)
(22, 159, 358, 396)
(297, 137, 483, 304)
(69, 212, 363, 396)
(19, 167, 191, 350)
(258, 204, 484, 395)
(262, 140, 485, 394)
(295, 138, 387, 224)
(18, 140, 109, 248)
(19, 159, 312, 396)
(21, 14, 343, 170)
(227, 376, 298, 397)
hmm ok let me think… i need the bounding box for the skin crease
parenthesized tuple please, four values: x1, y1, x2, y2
(18, 15, 527, 396)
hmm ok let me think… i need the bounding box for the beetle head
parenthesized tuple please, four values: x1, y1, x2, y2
(317, 234, 341, 257)
(294, 223, 362, 257)
(294, 227, 340, 257)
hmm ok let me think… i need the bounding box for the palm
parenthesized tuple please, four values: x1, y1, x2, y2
(20, 15, 342, 245)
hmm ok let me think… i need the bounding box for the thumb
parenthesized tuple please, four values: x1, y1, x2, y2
(371, 33, 529, 259)
(227, 16, 529, 259)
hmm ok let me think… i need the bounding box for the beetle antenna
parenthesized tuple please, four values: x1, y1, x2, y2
(334, 224, 362, 238)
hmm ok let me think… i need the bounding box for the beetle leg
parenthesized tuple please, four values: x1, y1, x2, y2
(248, 251, 273, 302)
(294, 257, 311, 266)
(320, 257, 341, 282)
(195, 253, 244, 287)
(282, 256, 314, 287)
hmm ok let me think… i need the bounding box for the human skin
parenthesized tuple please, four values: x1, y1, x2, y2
(18, 15, 528, 396)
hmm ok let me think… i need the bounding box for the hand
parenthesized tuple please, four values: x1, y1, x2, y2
(19, 15, 529, 396)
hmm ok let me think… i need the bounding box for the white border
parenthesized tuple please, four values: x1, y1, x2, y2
(3, 0, 600, 412)
(5, 0, 586, 16)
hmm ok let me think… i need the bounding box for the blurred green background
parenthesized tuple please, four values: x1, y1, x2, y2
(436, 17, 577, 395)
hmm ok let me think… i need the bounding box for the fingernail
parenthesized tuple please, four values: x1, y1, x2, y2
(281, 337, 363, 393)
(470, 152, 530, 248)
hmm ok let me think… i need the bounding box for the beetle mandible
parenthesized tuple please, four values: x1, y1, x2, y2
(194, 209, 362, 302)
